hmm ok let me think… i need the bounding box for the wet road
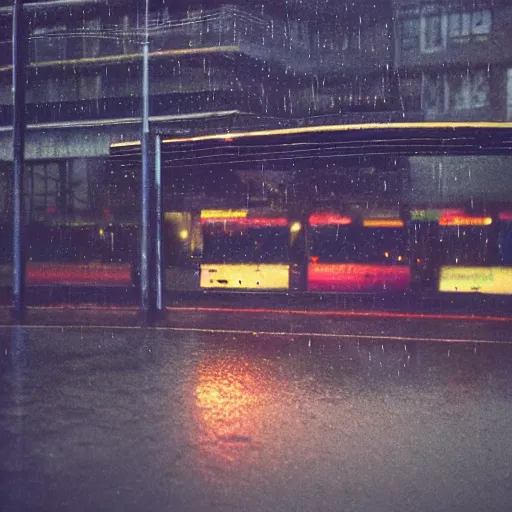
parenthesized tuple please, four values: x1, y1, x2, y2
(2, 323, 512, 511)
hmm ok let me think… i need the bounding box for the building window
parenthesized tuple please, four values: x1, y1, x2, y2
(422, 73, 444, 112)
(449, 10, 492, 39)
(423, 70, 490, 114)
(420, 6, 446, 52)
(472, 10, 492, 35)
(449, 12, 471, 37)
(400, 18, 420, 50)
(448, 70, 489, 110)
(420, 9, 446, 52)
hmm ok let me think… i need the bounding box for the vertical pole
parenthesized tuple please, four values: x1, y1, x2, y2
(154, 134, 163, 311)
(12, 0, 26, 319)
(140, 0, 150, 312)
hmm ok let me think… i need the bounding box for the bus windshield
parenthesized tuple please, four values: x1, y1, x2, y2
(202, 225, 290, 264)
(309, 226, 408, 265)
(438, 226, 491, 266)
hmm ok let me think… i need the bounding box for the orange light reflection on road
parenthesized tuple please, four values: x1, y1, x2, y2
(193, 355, 270, 469)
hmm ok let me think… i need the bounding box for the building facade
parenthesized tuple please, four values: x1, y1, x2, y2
(0, 0, 510, 221)
(393, 0, 512, 121)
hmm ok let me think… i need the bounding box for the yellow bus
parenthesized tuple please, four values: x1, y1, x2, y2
(200, 209, 301, 290)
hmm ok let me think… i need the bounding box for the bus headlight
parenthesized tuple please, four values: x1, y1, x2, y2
(290, 222, 302, 233)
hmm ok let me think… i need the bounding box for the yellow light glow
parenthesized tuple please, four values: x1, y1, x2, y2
(98, 228, 104, 236)
(111, 122, 512, 150)
(200, 209, 248, 220)
(384, 252, 389, 258)
(179, 229, 189, 240)
(398, 255, 403, 262)
(290, 221, 302, 233)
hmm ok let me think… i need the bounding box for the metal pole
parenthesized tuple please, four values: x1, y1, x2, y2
(12, 0, 26, 319)
(154, 134, 163, 311)
(140, 0, 150, 311)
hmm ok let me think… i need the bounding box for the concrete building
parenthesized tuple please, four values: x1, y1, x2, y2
(0, 0, 398, 221)
(0, 0, 510, 221)
(393, 0, 512, 121)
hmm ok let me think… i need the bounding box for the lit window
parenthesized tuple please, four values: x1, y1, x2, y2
(420, 9, 446, 52)
(448, 70, 489, 110)
(449, 12, 471, 38)
(472, 9, 492, 35)
(400, 18, 420, 50)
(449, 10, 492, 39)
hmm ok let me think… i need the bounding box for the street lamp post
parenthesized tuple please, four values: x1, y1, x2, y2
(140, 0, 151, 312)
(12, 0, 26, 320)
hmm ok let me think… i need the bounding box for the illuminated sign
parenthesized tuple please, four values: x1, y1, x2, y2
(200, 210, 248, 220)
(201, 217, 288, 227)
(411, 209, 441, 221)
(439, 215, 492, 226)
(309, 213, 352, 226)
(439, 266, 512, 294)
(363, 219, 404, 228)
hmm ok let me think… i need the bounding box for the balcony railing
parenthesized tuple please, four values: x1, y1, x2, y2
(23, 6, 313, 69)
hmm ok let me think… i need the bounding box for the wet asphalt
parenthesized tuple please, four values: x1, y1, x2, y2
(1, 313, 512, 512)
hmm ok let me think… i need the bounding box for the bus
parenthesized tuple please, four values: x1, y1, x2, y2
(109, 122, 512, 301)
(410, 207, 512, 295)
(307, 207, 411, 293)
(200, 208, 302, 290)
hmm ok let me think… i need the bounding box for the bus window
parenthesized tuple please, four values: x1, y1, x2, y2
(436, 211, 512, 294)
(307, 212, 410, 293)
(200, 210, 292, 290)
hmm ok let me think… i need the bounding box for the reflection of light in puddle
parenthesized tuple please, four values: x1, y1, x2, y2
(193, 355, 270, 469)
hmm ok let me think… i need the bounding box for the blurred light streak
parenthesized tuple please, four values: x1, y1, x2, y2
(161, 122, 512, 145)
(26, 263, 132, 286)
(499, 212, 512, 222)
(166, 306, 512, 323)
